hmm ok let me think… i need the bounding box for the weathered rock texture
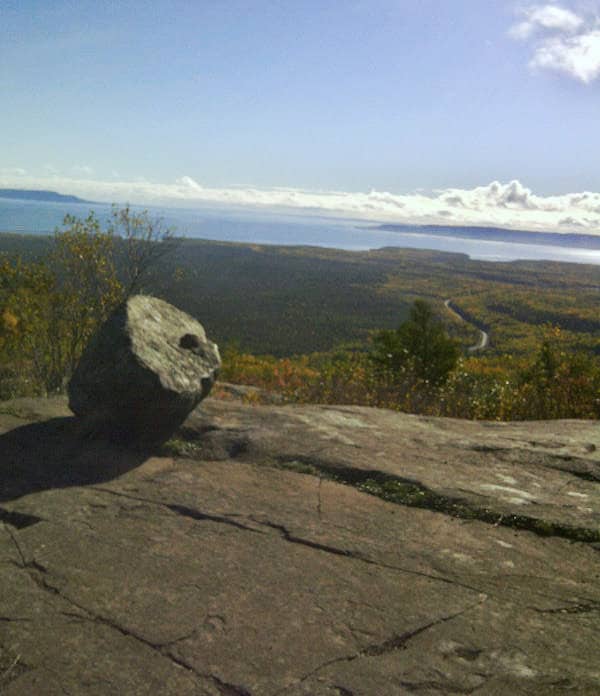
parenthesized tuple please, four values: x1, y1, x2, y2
(0, 393, 599, 695)
(68, 295, 220, 441)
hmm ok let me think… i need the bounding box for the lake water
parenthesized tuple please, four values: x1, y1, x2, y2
(2, 197, 600, 265)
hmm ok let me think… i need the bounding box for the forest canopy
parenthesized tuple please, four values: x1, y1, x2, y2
(1, 213, 600, 421)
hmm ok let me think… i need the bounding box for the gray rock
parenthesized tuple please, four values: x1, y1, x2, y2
(0, 396, 599, 694)
(68, 295, 220, 441)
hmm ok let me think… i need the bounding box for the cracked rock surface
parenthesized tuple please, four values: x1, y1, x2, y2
(0, 394, 599, 695)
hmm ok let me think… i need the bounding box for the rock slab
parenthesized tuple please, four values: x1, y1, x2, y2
(68, 295, 220, 440)
(0, 396, 599, 695)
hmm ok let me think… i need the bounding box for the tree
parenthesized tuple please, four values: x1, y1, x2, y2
(0, 205, 177, 395)
(371, 299, 459, 385)
(0, 254, 56, 389)
(516, 338, 600, 419)
(47, 212, 123, 387)
(108, 205, 178, 297)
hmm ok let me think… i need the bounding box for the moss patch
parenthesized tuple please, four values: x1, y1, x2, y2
(161, 438, 204, 458)
(276, 457, 600, 545)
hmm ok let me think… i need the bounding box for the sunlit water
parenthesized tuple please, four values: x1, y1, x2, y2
(2, 198, 600, 265)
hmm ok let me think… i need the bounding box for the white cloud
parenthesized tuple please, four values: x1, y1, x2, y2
(1, 171, 600, 233)
(0, 167, 27, 177)
(510, 4, 600, 82)
(559, 215, 585, 226)
(530, 29, 600, 82)
(70, 164, 94, 177)
(510, 5, 583, 39)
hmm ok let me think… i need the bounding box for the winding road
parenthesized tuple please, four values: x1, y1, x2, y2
(444, 299, 489, 353)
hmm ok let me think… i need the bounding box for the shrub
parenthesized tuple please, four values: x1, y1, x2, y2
(0, 207, 175, 396)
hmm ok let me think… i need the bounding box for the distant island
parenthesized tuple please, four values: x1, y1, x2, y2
(0, 189, 92, 204)
(376, 222, 600, 250)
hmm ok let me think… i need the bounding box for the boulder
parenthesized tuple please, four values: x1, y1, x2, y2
(68, 295, 220, 441)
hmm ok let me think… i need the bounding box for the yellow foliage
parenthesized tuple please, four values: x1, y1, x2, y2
(1, 309, 18, 333)
(219, 342, 600, 422)
(0, 213, 124, 393)
(0, 207, 176, 396)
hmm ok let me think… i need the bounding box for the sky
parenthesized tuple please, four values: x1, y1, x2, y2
(2, 0, 600, 232)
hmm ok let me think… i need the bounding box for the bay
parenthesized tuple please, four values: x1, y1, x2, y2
(1, 197, 600, 265)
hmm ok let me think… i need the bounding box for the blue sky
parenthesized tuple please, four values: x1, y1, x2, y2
(2, 1, 600, 231)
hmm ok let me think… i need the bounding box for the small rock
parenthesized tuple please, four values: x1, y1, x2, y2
(68, 295, 221, 441)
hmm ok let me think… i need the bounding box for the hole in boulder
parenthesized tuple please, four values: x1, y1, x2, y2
(180, 334, 202, 350)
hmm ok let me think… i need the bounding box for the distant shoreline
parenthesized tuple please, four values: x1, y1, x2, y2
(2, 196, 600, 264)
(0, 188, 93, 205)
(376, 222, 600, 251)
(2, 189, 600, 251)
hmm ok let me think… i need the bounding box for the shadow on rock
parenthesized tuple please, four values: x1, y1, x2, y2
(0, 416, 153, 504)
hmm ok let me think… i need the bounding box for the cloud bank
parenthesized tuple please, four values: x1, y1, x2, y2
(510, 4, 600, 83)
(1, 172, 600, 233)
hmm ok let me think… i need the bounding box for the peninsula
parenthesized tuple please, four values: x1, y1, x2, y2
(0, 189, 91, 204)
(376, 222, 600, 250)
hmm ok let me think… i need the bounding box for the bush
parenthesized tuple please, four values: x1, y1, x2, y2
(219, 339, 600, 422)
(0, 206, 176, 396)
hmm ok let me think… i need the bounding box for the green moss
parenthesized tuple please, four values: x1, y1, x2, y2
(275, 457, 600, 545)
(275, 459, 322, 476)
(161, 438, 203, 458)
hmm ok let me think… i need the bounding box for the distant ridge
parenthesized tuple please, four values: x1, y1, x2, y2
(0, 188, 92, 204)
(377, 222, 600, 250)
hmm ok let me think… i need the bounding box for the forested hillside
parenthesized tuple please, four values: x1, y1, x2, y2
(2, 213, 600, 420)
